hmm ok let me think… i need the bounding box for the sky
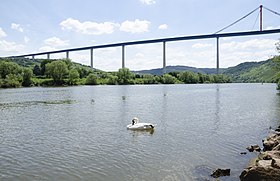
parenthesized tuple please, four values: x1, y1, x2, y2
(1, 0, 280, 71)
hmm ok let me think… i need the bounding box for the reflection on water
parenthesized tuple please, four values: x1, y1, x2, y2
(129, 129, 155, 137)
(213, 84, 221, 135)
(0, 84, 280, 181)
(0, 99, 76, 108)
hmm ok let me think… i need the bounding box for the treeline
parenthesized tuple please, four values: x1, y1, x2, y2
(273, 41, 280, 90)
(0, 58, 231, 88)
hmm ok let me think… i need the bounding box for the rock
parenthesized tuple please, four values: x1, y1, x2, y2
(266, 151, 280, 159)
(263, 140, 278, 151)
(246, 145, 261, 152)
(271, 158, 280, 169)
(257, 160, 272, 167)
(272, 143, 280, 151)
(240, 126, 280, 181)
(240, 152, 247, 155)
(240, 165, 280, 181)
(211, 168, 230, 178)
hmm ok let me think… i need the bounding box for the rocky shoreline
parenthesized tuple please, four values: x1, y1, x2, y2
(240, 126, 280, 181)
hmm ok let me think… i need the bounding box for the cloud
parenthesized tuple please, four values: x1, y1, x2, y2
(60, 18, 119, 35)
(221, 39, 277, 52)
(120, 19, 150, 33)
(39, 46, 57, 52)
(140, 0, 156, 5)
(24, 36, 30, 43)
(0, 28, 7, 38)
(264, 26, 280, 30)
(0, 40, 24, 52)
(192, 43, 213, 49)
(44, 36, 69, 47)
(158, 24, 168, 30)
(11, 23, 24, 32)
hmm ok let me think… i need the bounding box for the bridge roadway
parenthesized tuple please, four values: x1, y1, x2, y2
(6, 29, 280, 74)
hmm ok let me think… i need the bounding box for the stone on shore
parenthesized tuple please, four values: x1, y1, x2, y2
(246, 144, 261, 152)
(240, 126, 280, 181)
(211, 168, 230, 178)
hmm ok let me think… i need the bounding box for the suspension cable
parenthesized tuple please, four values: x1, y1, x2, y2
(214, 6, 259, 34)
(252, 11, 260, 30)
(263, 6, 280, 17)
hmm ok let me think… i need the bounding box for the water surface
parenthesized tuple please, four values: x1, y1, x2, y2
(1, 84, 280, 180)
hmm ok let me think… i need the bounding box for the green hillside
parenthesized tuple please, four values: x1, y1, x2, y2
(223, 59, 278, 83)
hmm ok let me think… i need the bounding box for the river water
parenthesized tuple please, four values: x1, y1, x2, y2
(0, 83, 280, 181)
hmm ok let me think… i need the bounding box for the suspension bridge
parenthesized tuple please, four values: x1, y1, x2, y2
(5, 5, 280, 74)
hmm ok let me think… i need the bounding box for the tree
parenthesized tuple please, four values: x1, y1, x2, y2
(161, 74, 177, 84)
(22, 68, 33, 87)
(0, 61, 22, 79)
(68, 69, 80, 85)
(274, 40, 280, 89)
(40, 59, 53, 75)
(61, 58, 73, 70)
(117, 68, 134, 85)
(3, 74, 21, 88)
(45, 60, 69, 85)
(33, 65, 41, 76)
(85, 73, 98, 85)
(276, 40, 280, 53)
(178, 71, 199, 84)
(143, 74, 156, 84)
(107, 75, 118, 85)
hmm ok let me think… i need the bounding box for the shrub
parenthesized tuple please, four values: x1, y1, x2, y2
(85, 73, 98, 85)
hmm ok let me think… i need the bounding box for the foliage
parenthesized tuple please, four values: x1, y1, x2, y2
(2, 74, 21, 88)
(143, 74, 157, 84)
(45, 60, 69, 85)
(0, 61, 22, 79)
(179, 71, 199, 84)
(161, 74, 177, 84)
(68, 69, 80, 85)
(276, 40, 280, 53)
(33, 65, 41, 76)
(117, 68, 134, 85)
(40, 59, 53, 75)
(106, 75, 118, 85)
(22, 68, 33, 87)
(85, 73, 98, 85)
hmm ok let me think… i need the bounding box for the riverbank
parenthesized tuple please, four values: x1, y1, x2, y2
(240, 126, 280, 180)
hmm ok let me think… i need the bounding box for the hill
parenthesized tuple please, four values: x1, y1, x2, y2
(132, 65, 224, 75)
(223, 59, 278, 83)
(132, 58, 279, 83)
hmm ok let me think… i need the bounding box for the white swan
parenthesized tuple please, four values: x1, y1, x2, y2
(127, 117, 155, 130)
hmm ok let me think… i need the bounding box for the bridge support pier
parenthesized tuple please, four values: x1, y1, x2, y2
(163, 41, 166, 74)
(216, 37, 220, 74)
(47, 54, 50, 60)
(90, 48, 93, 69)
(122, 45, 125, 68)
(66, 51, 69, 59)
(32, 55, 35, 61)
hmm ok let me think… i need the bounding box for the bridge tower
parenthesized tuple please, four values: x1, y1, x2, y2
(260, 5, 263, 31)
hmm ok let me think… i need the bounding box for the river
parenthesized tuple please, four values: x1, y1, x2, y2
(0, 83, 279, 181)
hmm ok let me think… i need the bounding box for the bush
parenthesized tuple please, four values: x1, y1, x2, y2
(85, 73, 98, 85)
(68, 69, 80, 85)
(0, 61, 22, 79)
(22, 68, 33, 87)
(162, 74, 177, 84)
(45, 60, 69, 85)
(3, 74, 21, 88)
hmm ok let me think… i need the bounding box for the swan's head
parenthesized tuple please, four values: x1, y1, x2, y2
(132, 117, 139, 124)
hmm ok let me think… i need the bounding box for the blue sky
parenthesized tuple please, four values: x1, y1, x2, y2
(1, 0, 280, 70)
